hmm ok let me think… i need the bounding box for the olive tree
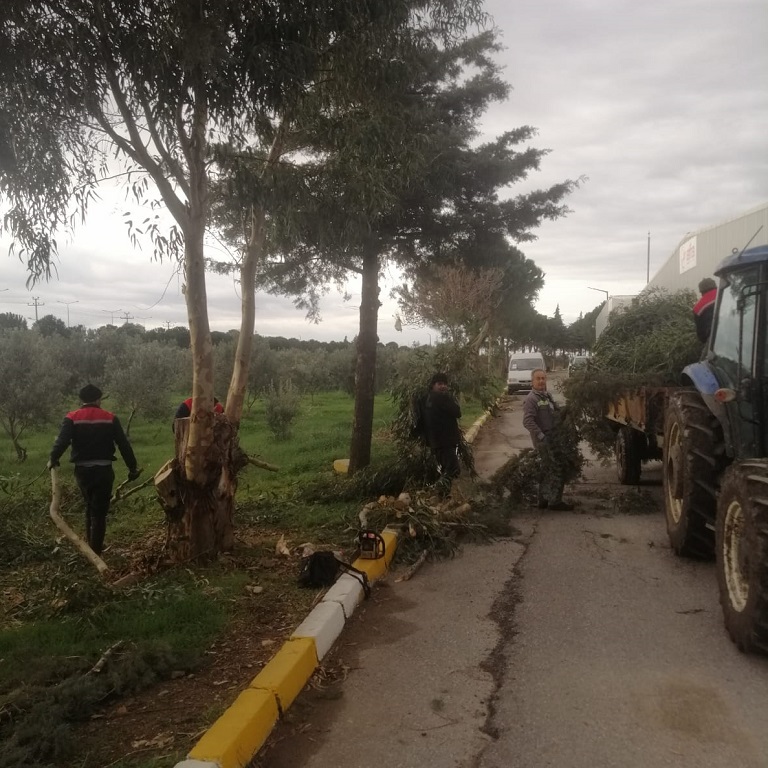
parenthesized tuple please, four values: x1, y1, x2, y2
(0, 330, 64, 461)
(105, 340, 184, 435)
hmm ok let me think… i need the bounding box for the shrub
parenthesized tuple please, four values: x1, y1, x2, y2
(264, 380, 301, 440)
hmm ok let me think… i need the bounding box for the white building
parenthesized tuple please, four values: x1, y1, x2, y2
(594, 295, 635, 339)
(594, 202, 768, 339)
(648, 202, 768, 293)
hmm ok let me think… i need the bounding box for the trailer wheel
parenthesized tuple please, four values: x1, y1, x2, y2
(716, 461, 768, 654)
(616, 427, 644, 485)
(662, 391, 722, 558)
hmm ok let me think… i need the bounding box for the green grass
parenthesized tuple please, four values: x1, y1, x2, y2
(0, 388, 489, 768)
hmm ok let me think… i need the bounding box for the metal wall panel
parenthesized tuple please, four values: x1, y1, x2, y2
(647, 203, 768, 294)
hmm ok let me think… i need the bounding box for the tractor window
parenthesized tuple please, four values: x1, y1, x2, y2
(711, 267, 758, 386)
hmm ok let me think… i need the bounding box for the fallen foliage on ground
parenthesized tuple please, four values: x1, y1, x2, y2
(489, 410, 584, 503)
(356, 488, 501, 564)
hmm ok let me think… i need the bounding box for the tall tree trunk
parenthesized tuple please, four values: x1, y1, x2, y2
(168, 87, 236, 560)
(226, 122, 285, 426)
(348, 241, 380, 475)
(166, 416, 245, 561)
(225, 204, 264, 427)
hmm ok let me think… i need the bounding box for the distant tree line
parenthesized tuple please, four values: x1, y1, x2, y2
(0, 315, 431, 460)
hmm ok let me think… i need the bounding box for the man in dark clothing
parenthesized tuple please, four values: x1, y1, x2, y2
(522, 369, 573, 511)
(48, 384, 140, 555)
(174, 396, 224, 421)
(693, 277, 717, 344)
(424, 372, 462, 483)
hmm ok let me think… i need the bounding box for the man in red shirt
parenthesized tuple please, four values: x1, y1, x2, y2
(693, 277, 717, 344)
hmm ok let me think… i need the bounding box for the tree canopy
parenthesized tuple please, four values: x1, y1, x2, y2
(1, 0, 498, 554)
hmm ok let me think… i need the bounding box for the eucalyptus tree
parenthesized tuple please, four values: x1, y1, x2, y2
(1, 0, 485, 557)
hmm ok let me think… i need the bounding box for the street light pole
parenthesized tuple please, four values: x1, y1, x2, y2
(58, 299, 79, 327)
(587, 286, 609, 303)
(101, 308, 122, 325)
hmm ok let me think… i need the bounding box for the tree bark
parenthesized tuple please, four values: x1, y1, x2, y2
(171, 81, 236, 560)
(348, 240, 381, 475)
(166, 416, 245, 561)
(226, 121, 286, 426)
(226, 204, 264, 427)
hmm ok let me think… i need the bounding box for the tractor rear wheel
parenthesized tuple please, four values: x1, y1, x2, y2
(716, 461, 768, 654)
(662, 391, 723, 558)
(616, 426, 645, 485)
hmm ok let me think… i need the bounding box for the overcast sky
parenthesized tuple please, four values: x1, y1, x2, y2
(1, 0, 766, 342)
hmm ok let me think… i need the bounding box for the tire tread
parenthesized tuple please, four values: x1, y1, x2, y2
(663, 392, 725, 558)
(716, 460, 768, 654)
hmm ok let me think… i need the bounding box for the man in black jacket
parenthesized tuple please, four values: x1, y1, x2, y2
(48, 384, 140, 555)
(693, 277, 717, 345)
(424, 372, 462, 484)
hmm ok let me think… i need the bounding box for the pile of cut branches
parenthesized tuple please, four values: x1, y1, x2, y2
(590, 287, 701, 379)
(490, 409, 584, 502)
(357, 489, 492, 564)
(561, 288, 702, 458)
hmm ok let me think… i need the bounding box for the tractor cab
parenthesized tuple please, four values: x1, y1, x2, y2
(706, 245, 768, 460)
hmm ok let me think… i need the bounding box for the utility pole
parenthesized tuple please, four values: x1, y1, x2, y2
(28, 296, 44, 321)
(119, 311, 135, 324)
(164, 320, 173, 330)
(58, 299, 79, 327)
(646, 231, 651, 284)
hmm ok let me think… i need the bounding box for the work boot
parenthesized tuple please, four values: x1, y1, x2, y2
(549, 500, 574, 511)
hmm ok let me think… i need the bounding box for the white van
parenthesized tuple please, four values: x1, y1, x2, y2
(507, 351, 546, 394)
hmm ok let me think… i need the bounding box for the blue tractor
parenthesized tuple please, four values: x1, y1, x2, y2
(663, 244, 768, 653)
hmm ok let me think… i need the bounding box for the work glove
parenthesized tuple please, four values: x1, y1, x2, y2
(46, 460, 59, 470)
(127, 467, 142, 482)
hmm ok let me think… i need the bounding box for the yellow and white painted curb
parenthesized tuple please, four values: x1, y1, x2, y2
(174, 409, 493, 768)
(174, 530, 398, 768)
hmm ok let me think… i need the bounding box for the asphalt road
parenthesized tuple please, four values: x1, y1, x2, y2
(255, 384, 768, 768)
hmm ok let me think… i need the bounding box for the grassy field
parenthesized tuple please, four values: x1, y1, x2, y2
(0, 389, 489, 768)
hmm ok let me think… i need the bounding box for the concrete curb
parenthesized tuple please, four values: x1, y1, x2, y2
(174, 531, 398, 768)
(174, 411, 491, 768)
(464, 403, 495, 444)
